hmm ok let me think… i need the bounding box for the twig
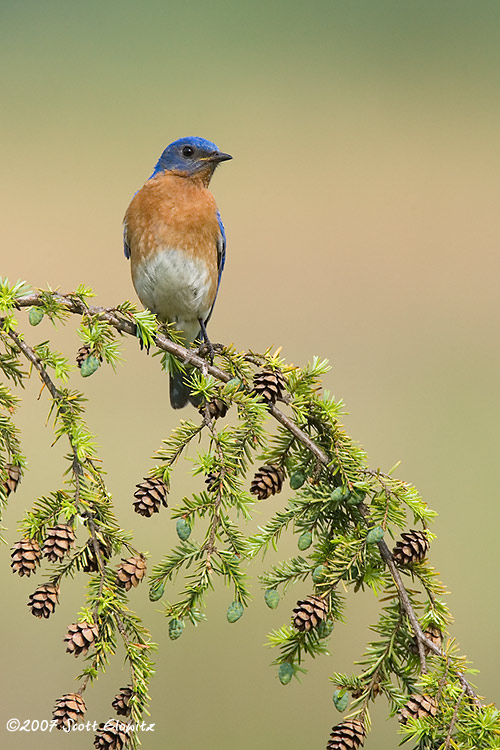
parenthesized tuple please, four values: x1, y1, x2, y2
(357, 502, 427, 673)
(444, 686, 466, 748)
(202, 409, 226, 570)
(358, 615, 402, 719)
(5, 325, 62, 400)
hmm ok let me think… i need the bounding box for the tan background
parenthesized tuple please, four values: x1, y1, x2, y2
(1, 1, 499, 748)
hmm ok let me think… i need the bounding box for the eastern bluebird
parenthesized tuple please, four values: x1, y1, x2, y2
(123, 136, 232, 408)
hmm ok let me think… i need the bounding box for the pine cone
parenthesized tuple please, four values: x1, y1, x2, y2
(252, 368, 286, 405)
(3, 463, 21, 495)
(11, 538, 42, 577)
(76, 345, 91, 368)
(205, 472, 219, 493)
(372, 679, 382, 698)
(400, 693, 438, 724)
(52, 692, 86, 730)
(116, 555, 146, 591)
(293, 594, 328, 632)
(42, 524, 76, 562)
(410, 624, 443, 655)
(392, 529, 429, 566)
(94, 719, 129, 750)
(326, 719, 366, 749)
(133, 477, 168, 517)
(423, 623, 443, 649)
(82, 539, 112, 573)
(250, 464, 284, 499)
(199, 397, 229, 419)
(28, 582, 59, 618)
(64, 621, 99, 657)
(112, 685, 133, 717)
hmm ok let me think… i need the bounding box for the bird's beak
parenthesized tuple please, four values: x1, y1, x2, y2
(207, 151, 232, 163)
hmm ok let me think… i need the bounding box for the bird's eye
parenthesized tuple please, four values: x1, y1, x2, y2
(182, 146, 194, 158)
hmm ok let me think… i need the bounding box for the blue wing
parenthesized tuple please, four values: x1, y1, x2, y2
(204, 210, 226, 325)
(123, 222, 131, 259)
(216, 209, 226, 284)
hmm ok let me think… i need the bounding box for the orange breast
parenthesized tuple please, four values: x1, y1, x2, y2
(125, 173, 219, 270)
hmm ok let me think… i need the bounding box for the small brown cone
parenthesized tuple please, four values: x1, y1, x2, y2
(3, 463, 21, 496)
(423, 623, 443, 650)
(82, 539, 112, 573)
(293, 594, 328, 632)
(42, 524, 76, 562)
(76, 345, 91, 368)
(116, 555, 146, 591)
(372, 679, 382, 698)
(94, 719, 129, 750)
(252, 368, 286, 406)
(64, 621, 99, 657)
(392, 529, 429, 566)
(400, 693, 438, 724)
(199, 397, 229, 419)
(112, 686, 133, 717)
(133, 477, 168, 517)
(205, 472, 219, 493)
(28, 582, 59, 618)
(11, 538, 42, 577)
(250, 464, 284, 499)
(52, 692, 86, 730)
(410, 624, 443, 655)
(326, 718, 366, 749)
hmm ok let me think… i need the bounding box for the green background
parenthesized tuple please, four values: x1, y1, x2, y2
(1, 1, 499, 748)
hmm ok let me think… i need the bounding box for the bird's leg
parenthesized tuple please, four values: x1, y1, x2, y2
(198, 318, 214, 363)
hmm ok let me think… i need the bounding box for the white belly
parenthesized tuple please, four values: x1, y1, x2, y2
(133, 248, 212, 342)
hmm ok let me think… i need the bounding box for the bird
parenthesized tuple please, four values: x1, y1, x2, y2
(123, 136, 232, 408)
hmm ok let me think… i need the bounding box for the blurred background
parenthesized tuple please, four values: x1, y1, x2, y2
(1, 1, 499, 747)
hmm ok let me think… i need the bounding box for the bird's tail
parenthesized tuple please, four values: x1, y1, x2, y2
(169, 327, 205, 409)
(169, 370, 192, 409)
(169, 364, 204, 409)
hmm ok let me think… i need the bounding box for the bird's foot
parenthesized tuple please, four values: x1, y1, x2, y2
(197, 319, 216, 364)
(198, 340, 215, 364)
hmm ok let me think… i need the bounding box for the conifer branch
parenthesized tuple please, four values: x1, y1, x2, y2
(13, 291, 483, 701)
(0, 284, 494, 748)
(1, 308, 153, 746)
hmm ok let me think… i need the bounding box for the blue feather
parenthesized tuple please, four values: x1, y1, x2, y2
(152, 137, 220, 177)
(123, 223, 131, 259)
(204, 210, 226, 326)
(216, 209, 226, 283)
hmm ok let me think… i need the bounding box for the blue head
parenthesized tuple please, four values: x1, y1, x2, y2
(151, 136, 232, 180)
